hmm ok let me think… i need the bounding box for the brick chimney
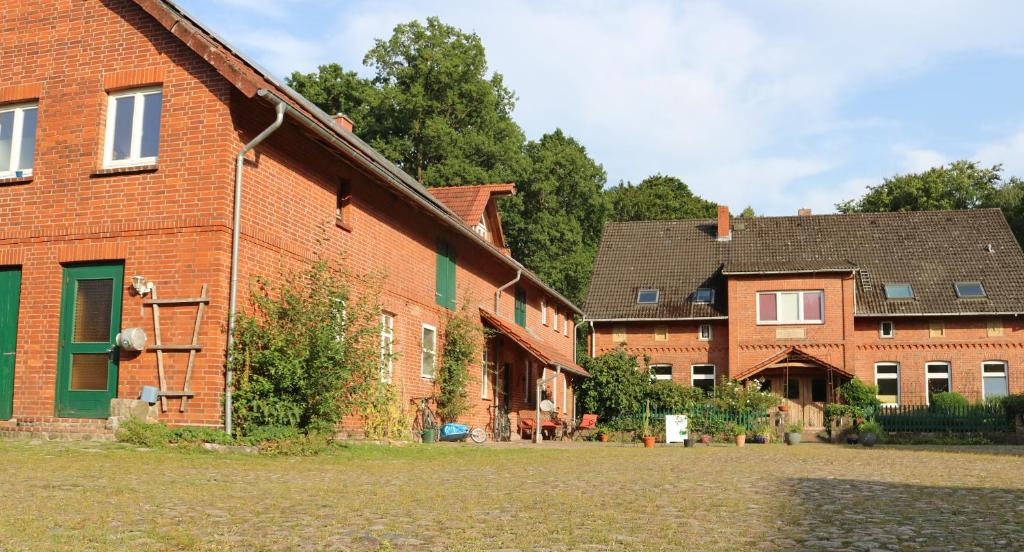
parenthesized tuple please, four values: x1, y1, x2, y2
(333, 113, 354, 132)
(798, 208, 812, 217)
(717, 205, 731, 241)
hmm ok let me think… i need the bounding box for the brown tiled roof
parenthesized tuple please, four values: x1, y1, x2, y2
(479, 309, 588, 376)
(428, 184, 515, 226)
(585, 209, 1024, 319)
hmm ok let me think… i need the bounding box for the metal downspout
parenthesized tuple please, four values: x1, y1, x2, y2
(494, 270, 521, 315)
(224, 99, 287, 435)
(589, 321, 596, 357)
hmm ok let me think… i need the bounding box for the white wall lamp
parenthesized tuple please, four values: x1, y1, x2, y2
(130, 275, 155, 297)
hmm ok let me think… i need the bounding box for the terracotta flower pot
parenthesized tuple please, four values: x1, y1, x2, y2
(700, 434, 712, 445)
(642, 436, 656, 448)
(735, 434, 746, 447)
(778, 405, 789, 412)
(598, 433, 609, 443)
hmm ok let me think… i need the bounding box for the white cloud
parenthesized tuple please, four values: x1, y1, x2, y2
(975, 131, 1024, 177)
(894, 146, 947, 173)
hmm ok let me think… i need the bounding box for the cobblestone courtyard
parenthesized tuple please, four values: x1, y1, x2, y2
(2, 440, 1022, 550)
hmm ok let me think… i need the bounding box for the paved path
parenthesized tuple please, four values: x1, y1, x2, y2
(1, 440, 1022, 550)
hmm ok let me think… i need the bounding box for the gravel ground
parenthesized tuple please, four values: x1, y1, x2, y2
(1, 440, 1022, 551)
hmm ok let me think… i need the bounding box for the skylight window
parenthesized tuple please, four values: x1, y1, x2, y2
(954, 282, 986, 298)
(637, 289, 659, 304)
(693, 288, 715, 303)
(884, 283, 914, 300)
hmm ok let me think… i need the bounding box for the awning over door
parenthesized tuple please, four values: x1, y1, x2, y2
(734, 346, 853, 381)
(479, 308, 589, 377)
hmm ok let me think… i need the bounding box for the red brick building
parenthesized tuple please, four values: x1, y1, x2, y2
(0, 0, 583, 438)
(585, 206, 1024, 429)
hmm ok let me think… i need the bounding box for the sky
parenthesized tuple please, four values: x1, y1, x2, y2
(175, 0, 1024, 215)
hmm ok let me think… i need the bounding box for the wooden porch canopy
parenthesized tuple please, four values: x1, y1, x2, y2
(479, 308, 589, 377)
(733, 346, 853, 381)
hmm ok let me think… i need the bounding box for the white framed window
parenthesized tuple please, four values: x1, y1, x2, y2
(693, 288, 715, 303)
(0, 102, 38, 178)
(875, 363, 900, 406)
(925, 362, 951, 404)
(698, 324, 712, 341)
(637, 289, 659, 304)
(553, 310, 559, 332)
(103, 87, 163, 168)
(563, 315, 569, 336)
(982, 361, 1008, 400)
(541, 299, 547, 325)
(480, 344, 490, 399)
(692, 364, 715, 392)
(420, 324, 437, 379)
(650, 364, 673, 381)
(880, 321, 894, 338)
(380, 313, 394, 383)
(757, 290, 823, 324)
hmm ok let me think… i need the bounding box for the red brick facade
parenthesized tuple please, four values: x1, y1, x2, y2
(0, 0, 579, 436)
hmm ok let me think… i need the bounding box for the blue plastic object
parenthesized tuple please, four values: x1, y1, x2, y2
(439, 423, 469, 441)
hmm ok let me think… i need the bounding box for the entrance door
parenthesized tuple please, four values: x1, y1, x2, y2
(0, 268, 21, 420)
(777, 376, 827, 429)
(55, 264, 123, 418)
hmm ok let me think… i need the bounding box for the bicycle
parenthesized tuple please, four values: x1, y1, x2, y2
(490, 403, 511, 442)
(412, 395, 438, 442)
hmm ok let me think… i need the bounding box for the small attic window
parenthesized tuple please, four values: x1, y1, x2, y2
(637, 289, 659, 304)
(884, 283, 914, 300)
(692, 288, 715, 303)
(954, 281, 986, 298)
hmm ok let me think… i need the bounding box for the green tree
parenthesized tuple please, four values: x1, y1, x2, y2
(500, 130, 609, 304)
(740, 206, 756, 217)
(607, 174, 717, 222)
(287, 63, 375, 130)
(837, 160, 1024, 244)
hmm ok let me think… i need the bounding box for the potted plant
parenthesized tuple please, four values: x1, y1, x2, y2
(730, 422, 747, 447)
(778, 404, 789, 412)
(784, 420, 804, 445)
(751, 421, 771, 444)
(858, 420, 884, 447)
(640, 401, 656, 449)
(595, 425, 610, 443)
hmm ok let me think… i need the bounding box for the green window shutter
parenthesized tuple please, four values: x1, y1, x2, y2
(436, 240, 456, 310)
(446, 246, 457, 310)
(515, 287, 526, 327)
(435, 240, 448, 308)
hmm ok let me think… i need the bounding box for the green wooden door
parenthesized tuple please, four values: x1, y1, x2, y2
(55, 264, 123, 418)
(0, 268, 21, 420)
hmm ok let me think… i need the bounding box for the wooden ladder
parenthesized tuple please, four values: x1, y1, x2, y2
(144, 284, 209, 412)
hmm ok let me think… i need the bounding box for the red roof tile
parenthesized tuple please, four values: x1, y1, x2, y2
(479, 308, 588, 377)
(428, 183, 515, 226)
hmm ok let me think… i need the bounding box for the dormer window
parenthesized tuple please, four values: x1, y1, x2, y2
(692, 288, 715, 303)
(954, 281, 986, 298)
(637, 289, 659, 304)
(884, 283, 914, 300)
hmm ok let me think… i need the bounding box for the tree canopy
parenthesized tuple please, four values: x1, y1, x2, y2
(607, 174, 718, 222)
(288, 17, 526, 187)
(837, 161, 1024, 243)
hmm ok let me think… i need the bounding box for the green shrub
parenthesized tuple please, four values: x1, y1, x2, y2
(116, 419, 172, 447)
(931, 391, 969, 412)
(230, 263, 383, 437)
(240, 425, 301, 444)
(436, 309, 481, 423)
(167, 426, 234, 445)
(710, 378, 780, 414)
(1001, 394, 1024, 422)
(648, 380, 705, 412)
(837, 378, 881, 410)
(577, 351, 649, 420)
